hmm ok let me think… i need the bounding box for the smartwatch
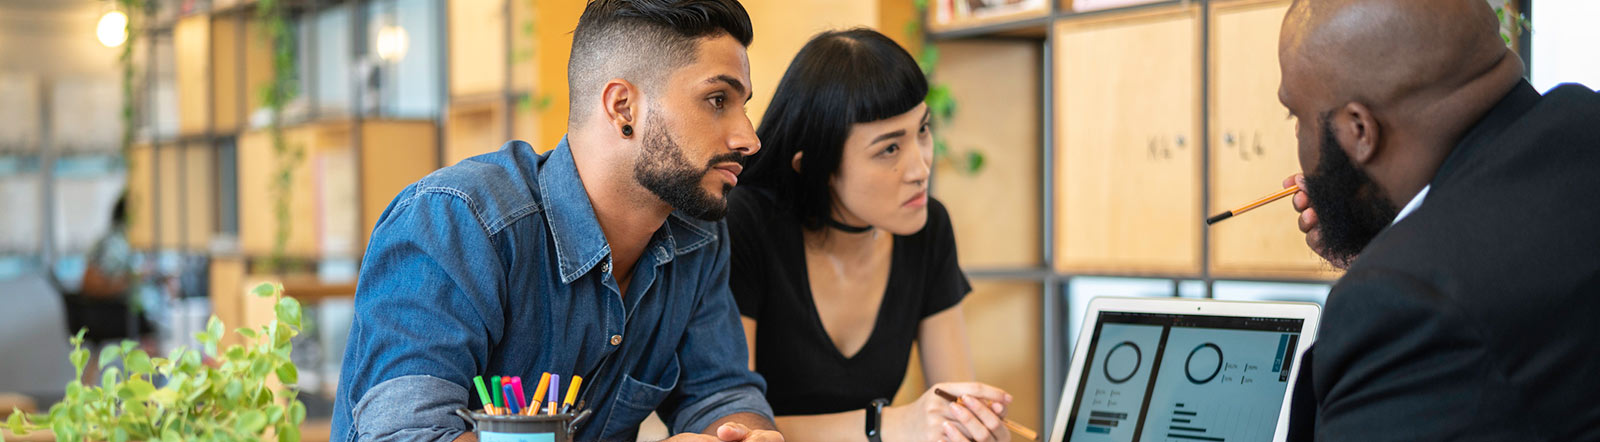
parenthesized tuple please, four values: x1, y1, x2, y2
(865, 398, 890, 442)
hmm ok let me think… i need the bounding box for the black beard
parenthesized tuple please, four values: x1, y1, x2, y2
(632, 116, 743, 221)
(1302, 119, 1399, 266)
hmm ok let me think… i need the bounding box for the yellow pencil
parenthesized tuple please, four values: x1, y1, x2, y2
(1206, 185, 1300, 225)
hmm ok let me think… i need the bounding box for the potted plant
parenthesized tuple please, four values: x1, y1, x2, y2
(4, 283, 306, 442)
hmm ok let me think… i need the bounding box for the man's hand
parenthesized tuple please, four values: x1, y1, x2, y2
(714, 422, 784, 441)
(1286, 173, 1350, 269)
(661, 422, 783, 442)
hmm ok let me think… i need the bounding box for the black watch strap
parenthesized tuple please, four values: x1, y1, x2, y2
(865, 398, 890, 442)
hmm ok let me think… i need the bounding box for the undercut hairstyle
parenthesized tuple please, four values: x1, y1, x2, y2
(567, 0, 754, 127)
(740, 28, 929, 231)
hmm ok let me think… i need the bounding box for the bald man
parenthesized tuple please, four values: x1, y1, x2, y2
(1275, 0, 1600, 440)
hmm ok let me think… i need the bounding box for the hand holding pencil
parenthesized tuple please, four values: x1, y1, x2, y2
(1208, 173, 1349, 270)
(933, 388, 1039, 441)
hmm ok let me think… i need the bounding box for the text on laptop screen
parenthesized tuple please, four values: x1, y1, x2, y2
(1062, 312, 1303, 442)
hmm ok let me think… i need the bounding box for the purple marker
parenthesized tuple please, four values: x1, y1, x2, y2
(547, 374, 561, 415)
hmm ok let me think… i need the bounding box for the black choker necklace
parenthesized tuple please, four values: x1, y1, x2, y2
(825, 218, 873, 233)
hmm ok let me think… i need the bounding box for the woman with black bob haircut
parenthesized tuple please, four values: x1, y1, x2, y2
(726, 28, 1013, 442)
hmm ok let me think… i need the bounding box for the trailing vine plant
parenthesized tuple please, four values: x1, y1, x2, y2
(257, 0, 303, 273)
(514, 0, 553, 116)
(908, 0, 985, 175)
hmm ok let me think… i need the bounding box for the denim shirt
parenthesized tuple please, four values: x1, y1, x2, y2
(329, 138, 771, 442)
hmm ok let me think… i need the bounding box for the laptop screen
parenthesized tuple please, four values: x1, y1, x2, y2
(1061, 311, 1304, 442)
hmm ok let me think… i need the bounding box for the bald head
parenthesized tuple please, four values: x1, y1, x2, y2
(1281, 0, 1513, 113)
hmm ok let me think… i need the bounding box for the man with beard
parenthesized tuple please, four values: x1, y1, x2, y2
(1276, 0, 1600, 440)
(329, 1, 782, 441)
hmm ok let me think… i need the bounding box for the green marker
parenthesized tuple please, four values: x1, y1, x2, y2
(490, 375, 505, 410)
(473, 376, 495, 413)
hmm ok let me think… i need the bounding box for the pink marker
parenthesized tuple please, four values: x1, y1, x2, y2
(512, 377, 528, 410)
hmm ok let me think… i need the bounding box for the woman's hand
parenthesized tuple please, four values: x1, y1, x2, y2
(884, 382, 1013, 442)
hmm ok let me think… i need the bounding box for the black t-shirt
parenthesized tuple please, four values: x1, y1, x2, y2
(726, 186, 971, 416)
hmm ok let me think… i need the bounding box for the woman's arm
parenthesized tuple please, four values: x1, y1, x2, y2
(741, 316, 758, 371)
(917, 305, 976, 385)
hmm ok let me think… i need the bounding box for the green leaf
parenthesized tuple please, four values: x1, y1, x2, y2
(125, 349, 152, 374)
(50, 419, 73, 442)
(150, 387, 180, 406)
(251, 282, 278, 298)
(126, 378, 156, 400)
(277, 422, 301, 442)
(275, 297, 302, 329)
(7, 408, 28, 435)
(162, 428, 182, 442)
(99, 344, 125, 369)
(112, 427, 130, 442)
(274, 322, 294, 347)
(101, 367, 120, 389)
(289, 400, 306, 425)
(255, 385, 275, 406)
(236, 410, 267, 434)
(208, 316, 225, 342)
(265, 405, 285, 424)
(225, 379, 244, 402)
(70, 348, 89, 373)
(966, 150, 986, 174)
(276, 362, 298, 384)
(235, 327, 258, 340)
(181, 349, 203, 371)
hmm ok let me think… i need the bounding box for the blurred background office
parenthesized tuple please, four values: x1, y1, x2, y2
(0, 0, 1595, 440)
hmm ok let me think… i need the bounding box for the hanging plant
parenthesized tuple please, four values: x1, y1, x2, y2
(909, 0, 985, 175)
(115, 0, 143, 162)
(257, 0, 304, 273)
(513, 0, 553, 115)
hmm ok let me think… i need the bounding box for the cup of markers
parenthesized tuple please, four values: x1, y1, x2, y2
(455, 373, 591, 442)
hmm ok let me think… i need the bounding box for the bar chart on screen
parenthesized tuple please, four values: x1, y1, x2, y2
(1137, 327, 1298, 442)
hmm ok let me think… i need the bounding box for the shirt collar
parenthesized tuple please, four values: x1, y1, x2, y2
(536, 136, 720, 284)
(1391, 184, 1430, 226)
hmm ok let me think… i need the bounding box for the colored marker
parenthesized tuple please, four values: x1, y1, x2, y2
(531, 373, 552, 414)
(501, 382, 521, 415)
(490, 376, 504, 413)
(562, 375, 583, 414)
(473, 376, 496, 415)
(512, 376, 528, 411)
(548, 374, 560, 415)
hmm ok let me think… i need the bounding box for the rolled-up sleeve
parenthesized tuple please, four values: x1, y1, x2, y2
(332, 189, 507, 442)
(661, 222, 774, 434)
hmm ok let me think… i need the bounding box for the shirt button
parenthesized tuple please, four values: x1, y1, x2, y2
(601, 262, 612, 274)
(610, 335, 623, 346)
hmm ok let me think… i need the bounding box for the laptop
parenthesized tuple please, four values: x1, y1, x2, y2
(1047, 297, 1320, 442)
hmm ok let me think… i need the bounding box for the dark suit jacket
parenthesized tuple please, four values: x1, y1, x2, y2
(1287, 80, 1600, 442)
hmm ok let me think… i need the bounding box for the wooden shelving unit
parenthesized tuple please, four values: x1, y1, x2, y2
(919, 0, 1342, 432)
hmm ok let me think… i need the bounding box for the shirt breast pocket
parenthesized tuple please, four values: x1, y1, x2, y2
(600, 355, 681, 438)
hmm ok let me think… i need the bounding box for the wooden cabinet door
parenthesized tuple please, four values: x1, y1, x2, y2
(1208, 0, 1340, 280)
(930, 40, 1044, 269)
(1054, 6, 1201, 275)
(175, 16, 211, 136)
